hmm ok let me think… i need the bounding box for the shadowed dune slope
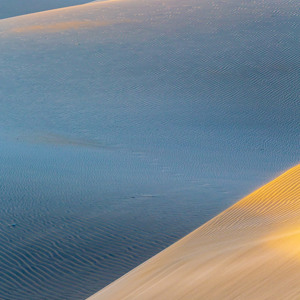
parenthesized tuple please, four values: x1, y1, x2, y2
(89, 164, 300, 300)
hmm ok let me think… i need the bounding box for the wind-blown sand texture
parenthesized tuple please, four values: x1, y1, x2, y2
(0, 0, 299, 298)
(89, 164, 300, 300)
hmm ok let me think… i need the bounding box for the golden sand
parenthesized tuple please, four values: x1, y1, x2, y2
(88, 164, 300, 299)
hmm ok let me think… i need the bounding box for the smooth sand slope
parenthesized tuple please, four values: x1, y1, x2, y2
(89, 164, 300, 300)
(0, 0, 94, 20)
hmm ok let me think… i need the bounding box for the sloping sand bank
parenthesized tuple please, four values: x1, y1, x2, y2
(0, 0, 94, 20)
(89, 164, 300, 299)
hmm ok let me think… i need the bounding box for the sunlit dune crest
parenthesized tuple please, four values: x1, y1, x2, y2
(89, 164, 300, 299)
(1, 0, 126, 20)
(0, 0, 133, 36)
(10, 19, 131, 33)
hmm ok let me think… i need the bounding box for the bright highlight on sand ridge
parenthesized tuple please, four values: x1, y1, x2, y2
(89, 164, 300, 300)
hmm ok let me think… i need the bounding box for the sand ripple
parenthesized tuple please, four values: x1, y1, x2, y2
(89, 165, 300, 300)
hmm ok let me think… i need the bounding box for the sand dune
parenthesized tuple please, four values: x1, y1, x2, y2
(0, 0, 95, 20)
(0, 0, 299, 298)
(89, 164, 300, 299)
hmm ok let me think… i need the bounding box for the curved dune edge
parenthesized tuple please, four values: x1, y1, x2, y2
(0, 0, 129, 22)
(0, 0, 134, 35)
(0, 0, 123, 21)
(88, 164, 300, 299)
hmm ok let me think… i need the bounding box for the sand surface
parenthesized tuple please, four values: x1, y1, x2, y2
(89, 164, 300, 299)
(0, 0, 95, 20)
(0, 0, 299, 298)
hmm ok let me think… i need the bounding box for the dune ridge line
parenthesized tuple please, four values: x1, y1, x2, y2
(88, 164, 300, 299)
(0, 0, 130, 23)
